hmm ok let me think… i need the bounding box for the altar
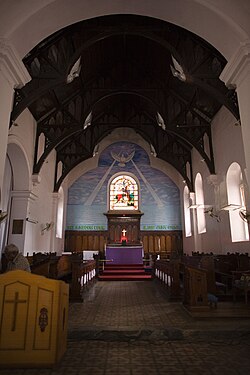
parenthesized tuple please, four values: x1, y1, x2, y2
(106, 245, 144, 264)
(104, 210, 143, 244)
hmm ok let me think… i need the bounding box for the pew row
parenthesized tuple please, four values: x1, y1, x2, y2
(155, 254, 250, 310)
(29, 253, 97, 302)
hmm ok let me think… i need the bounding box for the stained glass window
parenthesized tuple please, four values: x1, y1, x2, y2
(110, 175, 138, 210)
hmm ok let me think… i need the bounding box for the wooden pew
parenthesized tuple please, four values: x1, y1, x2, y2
(155, 259, 181, 300)
(56, 254, 72, 281)
(183, 265, 209, 311)
(232, 270, 250, 304)
(70, 255, 96, 302)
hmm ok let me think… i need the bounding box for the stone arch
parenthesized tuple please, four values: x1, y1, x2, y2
(4, 141, 31, 252)
(7, 140, 30, 191)
(5, 1, 249, 61)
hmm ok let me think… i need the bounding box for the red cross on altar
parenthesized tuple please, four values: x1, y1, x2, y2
(121, 228, 127, 243)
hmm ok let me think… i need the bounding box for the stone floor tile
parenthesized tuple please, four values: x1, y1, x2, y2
(2, 280, 250, 374)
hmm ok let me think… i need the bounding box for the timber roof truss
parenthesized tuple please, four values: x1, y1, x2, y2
(10, 15, 239, 191)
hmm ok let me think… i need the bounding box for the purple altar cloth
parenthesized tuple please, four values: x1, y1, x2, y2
(106, 246, 143, 264)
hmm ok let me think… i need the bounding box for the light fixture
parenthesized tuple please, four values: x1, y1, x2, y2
(188, 204, 212, 209)
(220, 204, 242, 211)
(26, 217, 38, 224)
(156, 112, 166, 130)
(83, 111, 92, 130)
(170, 55, 187, 82)
(188, 204, 200, 209)
(66, 57, 81, 84)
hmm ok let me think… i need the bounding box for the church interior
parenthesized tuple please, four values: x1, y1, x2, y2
(1, 1, 250, 373)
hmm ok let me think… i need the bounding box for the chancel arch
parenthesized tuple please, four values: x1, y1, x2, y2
(65, 140, 182, 254)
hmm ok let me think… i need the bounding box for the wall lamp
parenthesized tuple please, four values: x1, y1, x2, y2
(220, 204, 242, 211)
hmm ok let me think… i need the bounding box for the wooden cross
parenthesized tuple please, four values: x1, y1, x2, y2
(5, 291, 27, 331)
(122, 228, 127, 236)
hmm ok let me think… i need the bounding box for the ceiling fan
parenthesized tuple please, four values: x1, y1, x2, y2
(0, 210, 7, 223)
(204, 207, 221, 222)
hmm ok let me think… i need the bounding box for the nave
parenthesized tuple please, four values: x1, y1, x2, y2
(1, 279, 250, 375)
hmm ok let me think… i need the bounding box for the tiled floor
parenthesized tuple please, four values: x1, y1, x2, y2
(1, 279, 250, 374)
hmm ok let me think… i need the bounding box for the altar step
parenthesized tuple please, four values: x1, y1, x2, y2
(101, 269, 146, 275)
(104, 264, 144, 270)
(98, 264, 152, 281)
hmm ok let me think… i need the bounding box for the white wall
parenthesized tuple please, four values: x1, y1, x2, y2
(1, 2, 250, 256)
(183, 106, 250, 255)
(7, 109, 64, 255)
(1, 0, 250, 61)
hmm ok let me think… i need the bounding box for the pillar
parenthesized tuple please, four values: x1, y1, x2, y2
(220, 40, 250, 206)
(8, 190, 37, 254)
(0, 38, 30, 208)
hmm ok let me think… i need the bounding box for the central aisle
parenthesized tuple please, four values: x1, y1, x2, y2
(2, 280, 250, 374)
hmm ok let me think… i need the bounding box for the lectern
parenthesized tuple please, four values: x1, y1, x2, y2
(0, 270, 69, 368)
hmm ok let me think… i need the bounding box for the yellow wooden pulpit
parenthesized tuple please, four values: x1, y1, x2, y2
(0, 270, 69, 368)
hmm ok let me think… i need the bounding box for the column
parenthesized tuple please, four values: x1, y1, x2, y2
(220, 40, 250, 204)
(0, 38, 30, 208)
(51, 192, 59, 253)
(8, 190, 37, 254)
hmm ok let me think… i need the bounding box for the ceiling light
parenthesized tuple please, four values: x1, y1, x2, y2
(66, 57, 81, 84)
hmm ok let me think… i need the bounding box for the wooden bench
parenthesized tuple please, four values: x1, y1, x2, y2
(155, 259, 181, 299)
(232, 270, 250, 304)
(183, 265, 210, 311)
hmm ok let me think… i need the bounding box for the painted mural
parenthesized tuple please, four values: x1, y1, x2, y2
(66, 142, 182, 231)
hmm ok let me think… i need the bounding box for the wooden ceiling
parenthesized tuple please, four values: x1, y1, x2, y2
(10, 15, 239, 191)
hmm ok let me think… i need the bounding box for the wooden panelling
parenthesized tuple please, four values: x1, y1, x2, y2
(76, 235, 82, 252)
(82, 236, 88, 250)
(143, 236, 149, 253)
(65, 230, 182, 256)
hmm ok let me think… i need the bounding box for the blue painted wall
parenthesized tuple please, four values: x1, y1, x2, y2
(66, 142, 182, 231)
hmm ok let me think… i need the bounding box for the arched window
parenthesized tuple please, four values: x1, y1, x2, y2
(56, 187, 64, 238)
(226, 162, 249, 242)
(183, 186, 192, 237)
(195, 173, 206, 234)
(110, 175, 138, 210)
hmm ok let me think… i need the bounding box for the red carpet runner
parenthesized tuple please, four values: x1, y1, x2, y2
(98, 264, 152, 281)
